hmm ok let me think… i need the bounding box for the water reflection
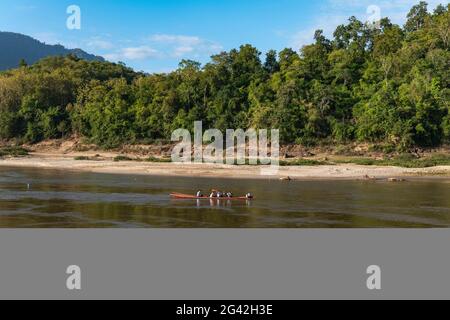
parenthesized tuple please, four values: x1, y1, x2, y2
(0, 166, 450, 228)
(187, 199, 252, 208)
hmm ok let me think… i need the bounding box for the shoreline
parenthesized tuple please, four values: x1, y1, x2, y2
(1, 152, 450, 181)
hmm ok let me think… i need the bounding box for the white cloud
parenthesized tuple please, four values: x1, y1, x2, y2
(15, 5, 37, 11)
(150, 34, 203, 46)
(103, 34, 222, 63)
(105, 46, 159, 61)
(122, 46, 158, 60)
(149, 33, 223, 58)
(86, 38, 114, 50)
(174, 46, 195, 57)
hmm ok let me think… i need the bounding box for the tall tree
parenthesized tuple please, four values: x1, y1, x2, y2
(405, 1, 429, 33)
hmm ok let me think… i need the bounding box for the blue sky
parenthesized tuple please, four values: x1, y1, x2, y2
(0, 0, 448, 73)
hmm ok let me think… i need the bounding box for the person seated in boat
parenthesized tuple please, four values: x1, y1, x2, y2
(210, 191, 217, 198)
(196, 191, 203, 197)
(217, 191, 224, 198)
(246, 193, 254, 199)
(226, 192, 233, 198)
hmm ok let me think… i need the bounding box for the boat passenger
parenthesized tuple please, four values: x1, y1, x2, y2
(226, 192, 233, 198)
(246, 193, 254, 199)
(210, 191, 217, 198)
(196, 191, 203, 197)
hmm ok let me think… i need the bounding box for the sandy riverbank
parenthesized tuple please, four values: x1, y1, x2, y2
(1, 151, 450, 180)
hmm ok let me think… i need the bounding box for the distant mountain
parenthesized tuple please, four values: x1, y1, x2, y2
(0, 31, 104, 71)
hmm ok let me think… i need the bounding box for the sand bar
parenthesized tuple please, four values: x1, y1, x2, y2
(1, 152, 450, 180)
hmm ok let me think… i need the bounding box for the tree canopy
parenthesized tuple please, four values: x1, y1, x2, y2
(0, 3, 449, 150)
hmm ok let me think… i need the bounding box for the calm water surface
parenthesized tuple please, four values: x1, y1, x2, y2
(0, 166, 449, 228)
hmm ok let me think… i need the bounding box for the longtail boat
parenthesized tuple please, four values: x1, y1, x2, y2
(170, 193, 252, 200)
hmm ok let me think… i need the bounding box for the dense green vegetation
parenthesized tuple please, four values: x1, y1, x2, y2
(337, 154, 450, 168)
(352, 153, 450, 168)
(0, 146, 28, 158)
(279, 153, 450, 168)
(0, 3, 449, 151)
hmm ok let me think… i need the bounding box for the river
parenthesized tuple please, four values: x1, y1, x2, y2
(0, 166, 449, 228)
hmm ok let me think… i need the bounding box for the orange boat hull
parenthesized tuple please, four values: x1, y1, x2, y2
(170, 193, 251, 200)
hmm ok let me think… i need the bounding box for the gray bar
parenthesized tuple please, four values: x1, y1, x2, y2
(0, 230, 449, 300)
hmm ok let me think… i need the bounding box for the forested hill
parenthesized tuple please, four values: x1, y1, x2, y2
(0, 32, 104, 70)
(0, 2, 449, 151)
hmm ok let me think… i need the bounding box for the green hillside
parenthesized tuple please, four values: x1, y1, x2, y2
(0, 31, 103, 71)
